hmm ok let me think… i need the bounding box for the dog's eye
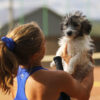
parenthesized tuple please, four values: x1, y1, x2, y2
(73, 23, 79, 27)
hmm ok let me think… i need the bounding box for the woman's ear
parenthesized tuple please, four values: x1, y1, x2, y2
(81, 20, 92, 35)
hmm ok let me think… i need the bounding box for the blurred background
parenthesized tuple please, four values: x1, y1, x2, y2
(0, 0, 100, 100)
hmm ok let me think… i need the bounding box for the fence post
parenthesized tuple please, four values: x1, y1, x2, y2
(42, 0, 48, 36)
(19, 0, 24, 24)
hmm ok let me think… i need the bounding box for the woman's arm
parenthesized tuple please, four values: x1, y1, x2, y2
(57, 67, 94, 100)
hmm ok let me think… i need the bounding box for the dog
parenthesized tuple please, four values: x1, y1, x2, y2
(50, 11, 95, 100)
(50, 11, 95, 98)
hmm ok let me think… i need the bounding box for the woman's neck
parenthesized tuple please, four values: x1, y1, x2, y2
(20, 61, 42, 69)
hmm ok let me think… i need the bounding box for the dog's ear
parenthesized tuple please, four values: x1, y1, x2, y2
(61, 22, 64, 30)
(81, 20, 92, 35)
(61, 16, 69, 31)
(61, 16, 66, 30)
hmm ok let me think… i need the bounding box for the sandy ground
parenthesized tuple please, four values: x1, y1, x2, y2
(90, 67, 100, 100)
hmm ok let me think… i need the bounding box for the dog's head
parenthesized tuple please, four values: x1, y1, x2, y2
(61, 11, 92, 39)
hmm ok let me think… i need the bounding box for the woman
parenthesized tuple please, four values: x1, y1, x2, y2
(0, 22, 94, 100)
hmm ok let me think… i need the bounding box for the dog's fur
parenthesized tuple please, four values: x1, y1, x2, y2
(50, 11, 95, 99)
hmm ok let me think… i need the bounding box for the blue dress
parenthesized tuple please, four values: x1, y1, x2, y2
(14, 66, 69, 100)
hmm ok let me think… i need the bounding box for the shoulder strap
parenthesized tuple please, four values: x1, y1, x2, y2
(30, 66, 47, 75)
(15, 67, 29, 100)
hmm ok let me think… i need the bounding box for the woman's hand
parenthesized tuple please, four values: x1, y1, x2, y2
(61, 44, 71, 64)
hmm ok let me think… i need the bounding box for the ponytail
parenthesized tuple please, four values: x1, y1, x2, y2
(0, 22, 44, 93)
(0, 42, 18, 93)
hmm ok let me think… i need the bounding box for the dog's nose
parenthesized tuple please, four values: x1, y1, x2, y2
(67, 31, 72, 36)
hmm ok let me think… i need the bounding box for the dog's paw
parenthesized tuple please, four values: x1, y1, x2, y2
(67, 65, 75, 74)
(68, 69, 74, 74)
(50, 61, 55, 67)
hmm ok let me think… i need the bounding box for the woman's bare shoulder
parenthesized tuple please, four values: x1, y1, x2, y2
(28, 68, 70, 90)
(30, 68, 66, 81)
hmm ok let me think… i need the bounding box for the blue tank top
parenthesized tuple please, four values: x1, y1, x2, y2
(14, 66, 64, 100)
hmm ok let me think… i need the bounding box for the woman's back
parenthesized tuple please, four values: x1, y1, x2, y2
(12, 66, 65, 100)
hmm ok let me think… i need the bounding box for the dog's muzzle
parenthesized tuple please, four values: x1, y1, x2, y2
(67, 31, 72, 36)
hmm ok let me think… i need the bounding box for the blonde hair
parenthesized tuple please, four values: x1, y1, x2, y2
(0, 22, 44, 93)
